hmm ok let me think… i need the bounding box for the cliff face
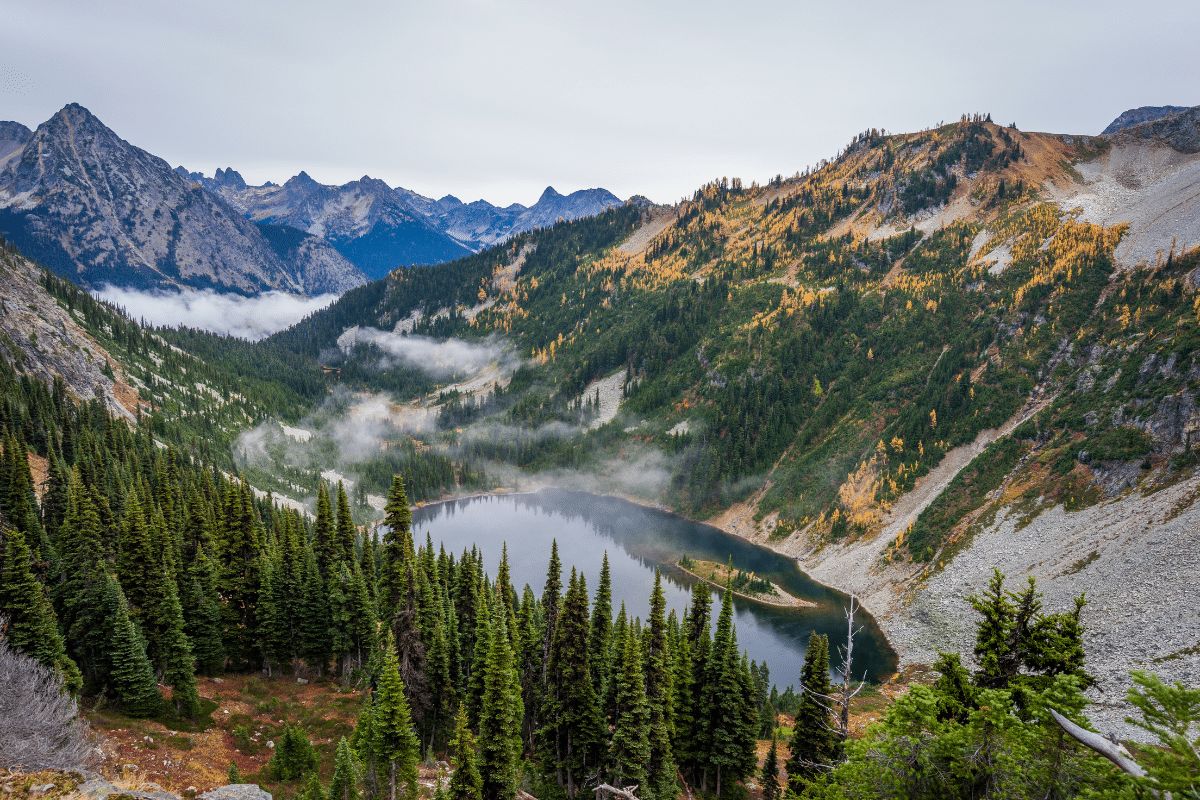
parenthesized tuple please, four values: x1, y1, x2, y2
(0, 105, 365, 294)
(0, 245, 137, 421)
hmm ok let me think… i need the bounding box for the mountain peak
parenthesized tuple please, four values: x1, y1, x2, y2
(1102, 105, 1190, 135)
(537, 186, 563, 203)
(214, 167, 246, 190)
(50, 102, 104, 128)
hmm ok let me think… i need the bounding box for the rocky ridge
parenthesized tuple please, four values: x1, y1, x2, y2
(0, 104, 365, 295)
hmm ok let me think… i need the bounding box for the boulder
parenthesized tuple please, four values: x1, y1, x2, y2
(198, 785, 272, 800)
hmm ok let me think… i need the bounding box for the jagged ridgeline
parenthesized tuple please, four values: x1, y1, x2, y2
(270, 115, 1197, 541)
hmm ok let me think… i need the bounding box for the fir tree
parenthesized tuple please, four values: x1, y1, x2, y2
(301, 773, 327, 800)
(760, 733, 781, 800)
(180, 544, 225, 674)
(373, 632, 421, 800)
(447, 707, 483, 800)
(103, 573, 162, 717)
(0, 526, 82, 693)
(335, 481, 357, 566)
(156, 554, 201, 717)
(786, 631, 838, 792)
(478, 601, 524, 800)
(644, 572, 677, 800)
(329, 736, 361, 800)
(608, 620, 651, 790)
(313, 481, 337, 580)
(702, 588, 757, 796)
(540, 569, 603, 798)
(271, 723, 319, 781)
(380, 475, 415, 625)
(589, 553, 613, 704)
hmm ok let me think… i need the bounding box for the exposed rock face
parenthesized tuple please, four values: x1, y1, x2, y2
(0, 245, 136, 420)
(197, 171, 623, 277)
(0, 121, 31, 169)
(1105, 105, 1200, 154)
(1102, 105, 1188, 135)
(0, 104, 365, 295)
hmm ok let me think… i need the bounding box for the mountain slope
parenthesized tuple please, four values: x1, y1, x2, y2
(269, 110, 1200, 731)
(188, 166, 624, 272)
(0, 104, 366, 294)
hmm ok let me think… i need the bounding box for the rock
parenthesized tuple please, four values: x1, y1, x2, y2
(76, 778, 121, 799)
(295, 677, 308, 685)
(198, 785, 272, 800)
(29, 783, 56, 794)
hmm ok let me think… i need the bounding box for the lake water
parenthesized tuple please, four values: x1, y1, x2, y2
(412, 488, 898, 688)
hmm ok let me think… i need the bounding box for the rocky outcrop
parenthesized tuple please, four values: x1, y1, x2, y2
(1101, 105, 1188, 135)
(0, 246, 136, 420)
(0, 104, 365, 295)
(76, 776, 270, 800)
(1107, 105, 1200, 154)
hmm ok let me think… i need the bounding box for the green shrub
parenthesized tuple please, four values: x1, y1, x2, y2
(1084, 426, 1153, 462)
(269, 723, 318, 781)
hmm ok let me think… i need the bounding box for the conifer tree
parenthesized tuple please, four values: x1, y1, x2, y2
(675, 580, 711, 783)
(373, 633, 421, 800)
(702, 588, 757, 796)
(540, 569, 603, 798)
(478, 601, 524, 800)
(272, 723, 319, 781)
(589, 553, 613, 702)
(313, 481, 337, 579)
(300, 545, 332, 673)
(0, 526, 82, 693)
(760, 733, 781, 800)
(466, 587, 493, 728)
(301, 773, 327, 800)
(380, 475, 415, 625)
(786, 631, 838, 792)
(155, 554, 201, 717)
(181, 544, 225, 674)
(608, 620, 651, 790)
(447, 707, 483, 800)
(645, 572, 677, 800)
(335, 481, 357, 565)
(103, 573, 162, 717)
(329, 736, 361, 800)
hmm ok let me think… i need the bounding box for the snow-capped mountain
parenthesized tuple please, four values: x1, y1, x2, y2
(0, 104, 366, 294)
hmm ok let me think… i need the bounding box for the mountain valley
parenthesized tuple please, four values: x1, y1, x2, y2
(2, 101, 1199, 798)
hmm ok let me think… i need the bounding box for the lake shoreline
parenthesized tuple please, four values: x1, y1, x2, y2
(413, 483, 900, 679)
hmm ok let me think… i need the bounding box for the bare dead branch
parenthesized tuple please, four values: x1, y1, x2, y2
(1049, 709, 1147, 778)
(0, 633, 93, 770)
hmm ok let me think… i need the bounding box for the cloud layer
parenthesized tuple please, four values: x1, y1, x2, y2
(95, 285, 339, 340)
(337, 326, 521, 380)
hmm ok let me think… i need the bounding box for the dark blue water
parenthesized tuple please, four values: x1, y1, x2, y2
(412, 488, 897, 688)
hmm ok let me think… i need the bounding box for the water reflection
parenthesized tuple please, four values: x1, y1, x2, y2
(412, 488, 897, 687)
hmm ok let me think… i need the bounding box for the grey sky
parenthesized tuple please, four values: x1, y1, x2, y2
(3, 0, 1198, 205)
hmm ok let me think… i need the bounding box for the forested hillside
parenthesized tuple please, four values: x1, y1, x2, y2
(272, 115, 1199, 534)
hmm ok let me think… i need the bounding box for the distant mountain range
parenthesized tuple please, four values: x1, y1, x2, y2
(0, 104, 624, 294)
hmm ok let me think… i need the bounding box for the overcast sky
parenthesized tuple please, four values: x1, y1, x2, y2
(3, 0, 1198, 205)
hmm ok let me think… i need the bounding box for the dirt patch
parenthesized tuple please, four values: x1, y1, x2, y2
(26, 451, 49, 500)
(87, 675, 362, 795)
